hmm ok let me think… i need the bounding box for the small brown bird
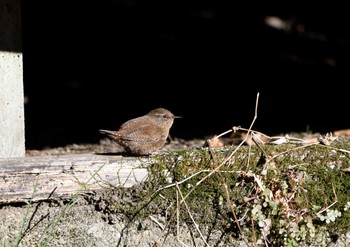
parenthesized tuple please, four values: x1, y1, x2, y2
(99, 108, 180, 155)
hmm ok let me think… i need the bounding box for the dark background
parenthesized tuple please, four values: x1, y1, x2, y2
(21, 1, 350, 149)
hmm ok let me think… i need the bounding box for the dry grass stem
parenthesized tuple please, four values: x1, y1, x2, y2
(150, 91, 350, 246)
(149, 216, 164, 230)
(317, 201, 338, 216)
(176, 183, 210, 247)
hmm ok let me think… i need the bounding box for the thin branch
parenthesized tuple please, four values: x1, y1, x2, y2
(265, 142, 318, 164)
(180, 91, 259, 205)
(176, 188, 180, 241)
(153, 169, 240, 196)
(215, 129, 233, 139)
(316, 201, 337, 216)
(149, 216, 165, 230)
(251, 213, 257, 247)
(176, 183, 210, 247)
(152, 92, 261, 246)
(222, 181, 251, 247)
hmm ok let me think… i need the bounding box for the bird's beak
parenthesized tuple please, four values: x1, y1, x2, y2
(174, 116, 182, 119)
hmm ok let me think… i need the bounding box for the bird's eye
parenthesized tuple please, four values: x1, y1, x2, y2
(162, 114, 167, 119)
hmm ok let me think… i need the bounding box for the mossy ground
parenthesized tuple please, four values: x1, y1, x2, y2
(104, 136, 350, 246)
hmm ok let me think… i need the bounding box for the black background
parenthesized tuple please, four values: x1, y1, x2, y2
(21, 1, 350, 149)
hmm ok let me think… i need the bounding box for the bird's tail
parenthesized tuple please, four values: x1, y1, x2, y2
(99, 129, 119, 139)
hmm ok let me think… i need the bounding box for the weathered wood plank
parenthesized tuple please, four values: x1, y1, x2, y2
(0, 0, 25, 158)
(0, 154, 150, 204)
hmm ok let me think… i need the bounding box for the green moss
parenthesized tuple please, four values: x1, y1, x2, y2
(107, 139, 350, 246)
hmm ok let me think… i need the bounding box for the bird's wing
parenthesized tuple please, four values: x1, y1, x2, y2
(121, 124, 165, 142)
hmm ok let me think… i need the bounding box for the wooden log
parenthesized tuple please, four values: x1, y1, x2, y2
(0, 154, 149, 204)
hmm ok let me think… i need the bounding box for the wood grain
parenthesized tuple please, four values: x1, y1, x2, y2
(0, 154, 150, 204)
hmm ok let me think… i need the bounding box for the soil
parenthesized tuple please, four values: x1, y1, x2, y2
(0, 188, 222, 247)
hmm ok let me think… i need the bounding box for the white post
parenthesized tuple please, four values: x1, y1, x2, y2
(0, 0, 25, 158)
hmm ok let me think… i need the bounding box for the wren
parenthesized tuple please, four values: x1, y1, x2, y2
(99, 108, 180, 155)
